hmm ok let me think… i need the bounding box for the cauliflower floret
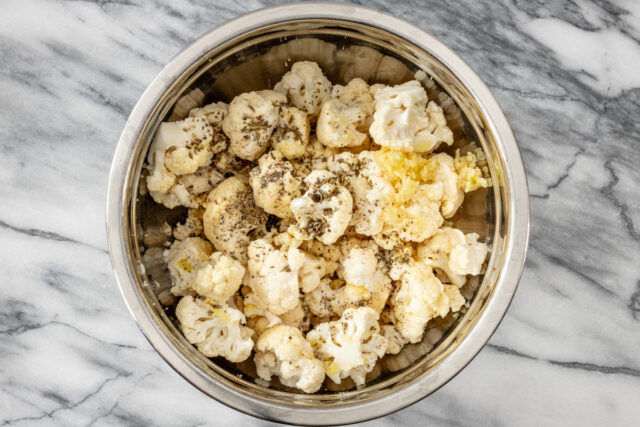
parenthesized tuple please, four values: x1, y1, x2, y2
(191, 252, 245, 305)
(306, 307, 387, 385)
(298, 251, 326, 293)
(417, 227, 488, 287)
(369, 80, 453, 153)
(390, 261, 465, 343)
(189, 101, 229, 154)
(164, 237, 245, 304)
(164, 237, 213, 296)
(173, 208, 204, 241)
(249, 151, 301, 218)
(381, 324, 408, 355)
(246, 238, 304, 315)
(300, 238, 341, 276)
(274, 61, 332, 120)
(331, 78, 375, 126)
(454, 149, 489, 193)
(157, 166, 224, 209)
(211, 145, 253, 176)
(290, 171, 353, 245)
(330, 246, 392, 315)
(328, 151, 393, 236)
(146, 116, 215, 208)
(203, 177, 268, 262)
(255, 325, 325, 393)
(316, 99, 369, 148)
(428, 152, 465, 218)
(175, 296, 253, 362)
(271, 106, 310, 159)
(222, 90, 286, 160)
(291, 138, 339, 178)
(304, 278, 336, 318)
(375, 185, 444, 249)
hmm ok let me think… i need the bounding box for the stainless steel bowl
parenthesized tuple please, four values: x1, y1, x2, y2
(106, 3, 529, 424)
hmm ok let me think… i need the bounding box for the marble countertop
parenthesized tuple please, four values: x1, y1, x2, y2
(1, 0, 639, 425)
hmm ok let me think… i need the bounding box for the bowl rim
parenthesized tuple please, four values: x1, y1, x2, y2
(106, 2, 530, 424)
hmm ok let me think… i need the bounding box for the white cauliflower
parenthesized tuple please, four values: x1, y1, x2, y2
(222, 90, 286, 160)
(255, 325, 325, 393)
(328, 151, 393, 236)
(246, 238, 305, 315)
(331, 245, 392, 315)
(249, 150, 301, 218)
(306, 307, 387, 385)
(203, 177, 268, 262)
(154, 166, 224, 209)
(146, 116, 215, 208)
(274, 61, 332, 120)
(290, 170, 353, 245)
(304, 278, 336, 318)
(417, 227, 488, 287)
(164, 237, 245, 304)
(164, 237, 212, 296)
(381, 324, 408, 355)
(175, 296, 253, 363)
(271, 106, 310, 159)
(429, 152, 465, 218)
(331, 78, 375, 126)
(369, 80, 453, 153)
(191, 252, 245, 305)
(188, 101, 229, 154)
(390, 261, 465, 343)
(316, 99, 369, 148)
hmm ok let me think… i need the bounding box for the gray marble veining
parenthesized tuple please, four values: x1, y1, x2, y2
(1, 0, 639, 425)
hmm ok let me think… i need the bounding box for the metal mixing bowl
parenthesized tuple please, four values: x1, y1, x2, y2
(106, 3, 529, 424)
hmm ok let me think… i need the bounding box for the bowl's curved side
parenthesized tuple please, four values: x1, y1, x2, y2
(106, 3, 529, 425)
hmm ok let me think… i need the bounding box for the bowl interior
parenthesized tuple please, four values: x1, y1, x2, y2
(125, 18, 508, 407)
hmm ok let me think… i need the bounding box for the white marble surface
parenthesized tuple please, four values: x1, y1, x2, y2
(1, 0, 639, 425)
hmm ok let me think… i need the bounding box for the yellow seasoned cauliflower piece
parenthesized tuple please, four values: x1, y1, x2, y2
(316, 99, 369, 148)
(417, 227, 488, 287)
(203, 177, 268, 262)
(175, 296, 253, 362)
(192, 252, 245, 305)
(369, 80, 453, 153)
(222, 90, 286, 160)
(146, 116, 216, 208)
(380, 324, 408, 355)
(164, 237, 213, 296)
(290, 171, 353, 245)
(255, 325, 325, 393)
(188, 101, 229, 154)
(306, 307, 387, 385)
(375, 185, 444, 249)
(271, 106, 310, 159)
(454, 149, 489, 193)
(274, 61, 332, 120)
(246, 238, 304, 315)
(331, 78, 376, 126)
(390, 261, 465, 343)
(249, 150, 301, 218)
(328, 151, 393, 236)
